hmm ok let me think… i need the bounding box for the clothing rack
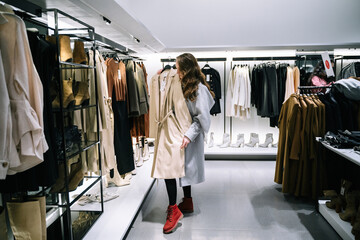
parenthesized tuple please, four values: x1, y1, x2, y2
(232, 56, 298, 61)
(160, 57, 227, 63)
(334, 55, 360, 73)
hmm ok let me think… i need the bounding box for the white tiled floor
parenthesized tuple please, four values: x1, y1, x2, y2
(125, 161, 341, 240)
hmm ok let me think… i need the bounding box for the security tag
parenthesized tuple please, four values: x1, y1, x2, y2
(206, 74, 210, 82)
(118, 69, 121, 80)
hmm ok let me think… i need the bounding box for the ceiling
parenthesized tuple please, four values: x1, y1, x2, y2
(11, 0, 360, 54)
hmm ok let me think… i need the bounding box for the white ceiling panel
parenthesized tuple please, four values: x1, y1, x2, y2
(18, 0, 360, 54)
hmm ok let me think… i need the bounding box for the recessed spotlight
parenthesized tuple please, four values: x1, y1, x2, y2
(103, 16, 111, 25)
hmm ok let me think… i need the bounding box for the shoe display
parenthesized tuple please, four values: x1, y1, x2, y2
(73, 80, 90, 106)
(163, 204, 183, 234)
(52, 78, 76, 109)
(259, 133, 274, 148)
(73, 40, 87, 64)
(245, 133, 259, 147)
(46, 35, 73, 62)
(208, 132, 214, 148)
(106, 167, 130, 187)
(219, 133, 230, 148)
(231, 134, 245, 148)
(178, 197, 194, 213)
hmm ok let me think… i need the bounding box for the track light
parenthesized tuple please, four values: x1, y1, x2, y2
(103, 16, 111, 25)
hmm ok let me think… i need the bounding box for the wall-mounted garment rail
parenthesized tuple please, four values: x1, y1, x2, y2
(160, 57, 227, 63)
(334, 55, 360, 80)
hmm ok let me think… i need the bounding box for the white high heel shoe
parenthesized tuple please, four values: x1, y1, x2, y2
(143, 139, 150, 161)
(208, 132, 214, 148)
(231, 134, 245, 148)
(259, 133, 274, 148)
(245, 133, 259, 147)
(106, 167, 130, 187)
(219, 133, 231, 148)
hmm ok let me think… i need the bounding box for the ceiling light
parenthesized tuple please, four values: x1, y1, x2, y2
(103, 16, 111, 25)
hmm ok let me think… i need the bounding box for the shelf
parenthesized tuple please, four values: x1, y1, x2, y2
(319, 200, 354, 240)
(68, 176, 102, 207)
(46, 206, 66, 228)
(52, 104, 97, 113)
(59, 61, 95, 69)
(83, 151, 156, 240)
(317, 139, 360, 167)
(57, 141, 99, 160)
(205, 145, 277, 160)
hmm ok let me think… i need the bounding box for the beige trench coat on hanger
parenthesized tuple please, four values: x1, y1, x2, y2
(150, 69, 191, 179)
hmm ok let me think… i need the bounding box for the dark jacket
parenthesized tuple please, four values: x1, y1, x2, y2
(201, 67, 221, 115)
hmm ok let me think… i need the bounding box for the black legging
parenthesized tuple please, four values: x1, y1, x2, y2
(165, 179, 192, 206)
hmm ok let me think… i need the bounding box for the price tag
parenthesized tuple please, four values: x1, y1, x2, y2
(340, 186, 345, 196)
(206, 74, 210, 82)
(118, 69, 121, 80)
(321, 52, 334, 77)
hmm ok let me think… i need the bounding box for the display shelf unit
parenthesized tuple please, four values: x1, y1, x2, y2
(317, 138, 359, 240)
(319, 200, 354, 240)
(43, 8, 104, 240)
(205, 145, 277, 160)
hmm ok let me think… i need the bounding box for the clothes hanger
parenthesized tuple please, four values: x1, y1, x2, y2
(161, 64, 171, 73)
(203, 63, 211, 69)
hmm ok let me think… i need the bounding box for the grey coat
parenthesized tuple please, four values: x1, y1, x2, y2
(179, 83, 215, 187)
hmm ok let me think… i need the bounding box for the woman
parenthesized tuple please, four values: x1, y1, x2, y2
(163, 53, 215, 234)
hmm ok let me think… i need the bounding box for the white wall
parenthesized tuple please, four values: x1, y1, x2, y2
(142, 50, 300, 145)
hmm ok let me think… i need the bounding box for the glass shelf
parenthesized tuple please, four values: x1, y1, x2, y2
(56, 141, 99, 161)
(59, 61, 95, 69)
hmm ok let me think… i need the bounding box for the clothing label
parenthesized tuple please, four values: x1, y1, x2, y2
(340, 186, 345, 196)
(206, 74, 210, 82)
(118, 69, 121, 80)
(321, 52, 335, 77)
(160, 79, 166, 92)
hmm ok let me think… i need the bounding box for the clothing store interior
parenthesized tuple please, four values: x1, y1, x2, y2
(1, 0, 360, 239)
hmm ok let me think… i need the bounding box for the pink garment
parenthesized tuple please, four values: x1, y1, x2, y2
(311, 76, 332, 93)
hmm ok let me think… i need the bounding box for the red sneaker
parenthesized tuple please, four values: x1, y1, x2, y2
(163, 204, 183, 234)
(178, 197, 194, 213)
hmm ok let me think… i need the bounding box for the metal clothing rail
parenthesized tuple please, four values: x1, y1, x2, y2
(232, 56, 298, 61)
(161, 57, 227, 63)
(334, 55, 360, 72)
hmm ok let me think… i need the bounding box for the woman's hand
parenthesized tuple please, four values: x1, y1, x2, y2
(180, 136, 191, 149)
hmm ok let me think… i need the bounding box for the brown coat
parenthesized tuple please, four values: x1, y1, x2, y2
(150, 69, 192, 179)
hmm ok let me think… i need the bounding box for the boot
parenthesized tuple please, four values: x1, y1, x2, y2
(259, 133, 274, 148)
(73, 40, 87, 64)
(137, 146, 144, 167)
(178, 197, 194, 213)
(0, 206, 7, 240)
(7, 200, 42, 240)
(231, 134, 245, 148)
(73, 80, 90, 106)
(52, 78, 76, 108)
(124, 172, 132, 181)
(352, 205, 360, 236)
(106, 167, 130, 187)
(208, 132, 214, 148)
(336, 179, 353, 213)
(163, 204, 183, 234)
(50, 158, 84, 193)
(219, 133, 230, 148)
(28, 197, 46, 240)
(46, 35, 73, 62)
(245, 133, 259, 147)
(143, 139, 150, 161)
(340, 191, 360, 222)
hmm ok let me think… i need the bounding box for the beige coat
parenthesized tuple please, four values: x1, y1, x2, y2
(0, 12, 48, 178)
(150, 69, 192, 179)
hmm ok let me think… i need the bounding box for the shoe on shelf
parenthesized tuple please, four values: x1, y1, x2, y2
(245, 133, 259, 147)
(163, 204, 183, 234)
(219, 133, 230, 148)
(178, 197, 194, 213)
(73, 40, 87, 64)
(52, 78, 76, 109)
(46, 35, 72, 62)
(231, 134, 244, 148)
(272, 142, 278, 148)
(124, 172, 132, 181)
(143, 139, 150, 161)
(339, 191, 360, 222)
(73, 80, 90, 106)
(208, 132, 214, 148)
(106, 167, 130, 187)
(136, 146, 144, 167)
(259, 133, 274, 148)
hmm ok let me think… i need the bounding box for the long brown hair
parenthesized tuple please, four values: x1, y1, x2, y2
(176, 53, 215, 101)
